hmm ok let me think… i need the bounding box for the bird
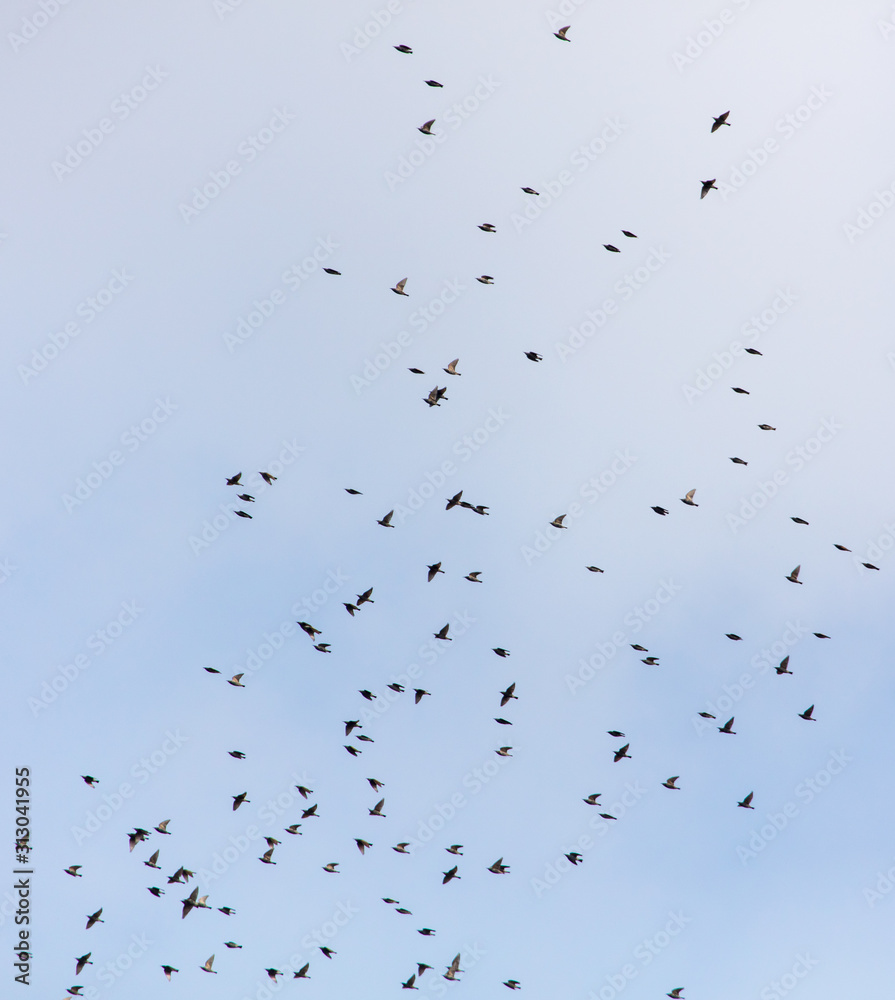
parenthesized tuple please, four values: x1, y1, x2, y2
(442, 865, 460, 883)
(427, 562, 444, 581)
(64, 865, 82, 877)
(496, 747, 513, 757)
(495, 717, 512, 726)
(834, 544, 851, 551)
(505, 981, 522, 990)
(357, 587, 374, 605)
(730, 457, 748, 465)
(607, 730, 625, 738)
(81, 775, 99, 787)
(424, 385, 447, 407)
(393, 843, 411, 854)
(232, 792, 249, 810)
(799, 705, 817, 721)
(776, 657, 792, 675)
(391, 278, 409, 296)
(565, 852, 583, 865)
(418, 928, 436, 936)
(414, 689, 431, 704)
(359, 690, 376, 701)
(218, 906, 236, 915)
(814, 633, 831, 639)
(181, 887, 202, 918)
(524, 351, 543, 361)
(225, 941, 242, 948)
(285, 825, 302, 835)
(444, 954, 463, 980)
(745, 347, 762, 355)
(476, 275, 494, 284)
(322, 862, 340, 873)
(652, 506, 669, 515)
(293, 964, 311, 979)
(663, 776, 680, 790)
(203, 666, 220, 673)
(499, 682, 518, 706)
(295, 785, 313, 798)
(465, 571, 482, 582)
(75, 954, 92, 975)
(642, 656, 659, 665)
(680, 489, 698, 506)
(446, 490, 463, 509)
(791, 517, 809, 525)
(667, 990, 685, 999)
(161, 965, 179, 980)
(488, 857, 510, 873)
(700, 179, 717, 198)
(369, 798, 386, 817)
(554, 24, 571, 40)
(864, 562, 881, 570)
(320, 947, 336, 959)
(259, 471, 276, 485)
(128, 828, 150, 851)
(227, 673, 245, 687)
(446, 844, 463, 854)
(521, 187, 539, 195)
(425, 79, 443, 87)
(225, 473, 241, 485)
(586, 565, 604, 573)
(718, 717, 736, 734)
(583, 794, 602, 805)
(344, 602, 359, 616)
(758, 424, 776, 430)
(323, 267, 341, 275)
(622, 230, 637, 238)
(443, 359, 461, 375)
(418, 119, 435, 135)
(785, 565, 803, 584)
(394, 43, 412, 53)
(726, 633, 742, 641)
(613, 743, 632, 762)
(494, 647, 511, 658)
(85, 908, 104, 929)
(154, 819, 171, 834)
(200, 955, 217, 974)
(712, 111, 731, 131)
(604, 244, 620, 253)
(402, 974, 419, 989)
(235, 509, 252, 519)
(479, 223, 496, 232)
(228, 750, 245, 759)
(434, 624, 451, 640)
(345, 745, 361, 756)
(266, 969, 284, 981)
(313, 642, 331, 653)
(738, 792, 754, 809)
(345, 488, 362, 494)
(731, 386, 750, 394)
(631, 644, 647, 652)
(368, 777, 385, 791)
(237, 493, 254, 502)
(550, 514, 568, 529)
(378, 510, 395, 527)
(144, 850, 160, 869)
(259, 848, 276, 864)
(698, 712, 716, 719)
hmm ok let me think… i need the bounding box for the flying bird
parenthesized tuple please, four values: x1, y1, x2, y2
(64, 865, 82, 877)
(75, 954, 93, 975)
(791, 517, 809, 525)
(680, 489, 698, 507)
(731, 386, 750, 394)
(799, 705, 816, 721)
(712, 111, 731, 131)
(259, 471, 277, 484)
(730, 457, 748, 465)
(377, 510, 395, 527)
(785, 565, 803, 584)
(442, 866, 460, 883)
(476, 275, 494, 284)
(85, 908, 104, 929)
(663, 776, 680, 789)
(524, 351, 543, 361)
(394, 44, 412, 53)
(586, 565, 604, 573)
(758, 424, 776, 430)
(718, 717, 736, 734)
(443, 359, 461, 375)
(479, 223, 496, 232)
(738, 792, 754, 809)
(776, 657, 792, 675)
(425, 80, 443, 87)
(418, 119, 435, 135)
(225, 473, 241, 485)
(427, 562, 444, 581)
(652, 506, 669, 515)
(550, 514, 568, 529)
(700, 179, 717, 198)
(521, 187, 539, 195)
(293, 964, 311, 979)
(613, 743, 631, 762)
(465, 571, 482, 582)
(200, 955, 217, 974)
(232, 792, 249, 810)
(323, 267, 341, 275)
(391, 278, 409, 296)
(434, 624, 451, 640)
(603, 244, 620, 253)
(488, 858, 510, 873)
(554, 25, 571, 41)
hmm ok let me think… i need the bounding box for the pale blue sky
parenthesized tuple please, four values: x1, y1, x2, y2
(4, 1, 895, 997)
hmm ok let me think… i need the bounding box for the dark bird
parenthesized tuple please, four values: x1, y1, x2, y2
(718, 717, 736, 734)
(465, 571, 483, 582)
(791, 517, 809, 525)
(314, 642, 331, 653)
(446, 490, 463, 509)
(476, 275, 494, 284)
(323, 267, 341, 275)
(418, 928, 436, 936)
(700, 179, 717, 198)
(378, 510, 395, 527)
(667, 990, 685, 999)
(663, 776, 680, 790)
(75, 954, 93, 975)
(521, 187, 540, 195)
(265, 969, 283, 981)
(345, 745, 361, 756)
(434, 624, 451, 640)
(298, 621, 322, 638)
(814, 633, 830, 639)
(64, 865, 83, 877)
(622, 230, 637, 238)
(359, 690, 376, 701)
(393, 843, 411, 854)
(613, 743, 631, 762)
(128, 828, 150, 852)
(444, 954, 463, 980)
(403, 975, 419, 989)
(369, 798, 386, 817)
(758, 424, 776, 430)
(344, 603, 359, 616)
(355, 839, 372, 854)
(161, 965, 179, 980)
(505, 981, 522, 990)
(524, 351, 543, 361)
(368, 778, 385, 791)
(81, 775, 99, 787)
(295, 785, 313, 798)
(550, 514, 568, 529)
(345, 488, 362, 494)
(698, 712, 716, 719)
(144, 850, 160, 869)
(864, 562, 881, 570)
(414, 689, 431, 704)
(731, 386, 750, 394)
(293, 963, 311, 979)
(652, 506, 669, 515)
(738, 792, 754, 809)
(495, 718, 512, 725)
(443, 359, 461, 376)
(85, 908, 104, 929)
(225, 473, 241, 486)
(631, 645, 647, 652)
(237, 493, 254, 502)
(479, 223, 496, 232)
(712, 111, 731, 131)
(418, 119, 435, 135)
(322, 862, 340, 873)
(320, 947, 335, 958)
(394, 44, 412, 53)
(730, 457, 748, 465)
(228, 750, 245, 759)
(357, 588, 374, 605)
(442, 866, 460, 883)
(583, 794, 602, 805)
(232, 792, 249, 810)
(776, 657, 792, 675)
(488, 858, 510, 873)
(235, 510, 252, 519)
(799, 705, 816, 721)
(834, 544, 851, 552)
(259, 472, 277, 485)
(427, 562, 444, 581)
(494, 648, 511, 658)
(425, 80, 443, 87)
(607, 730, 625, 738)
(586, 565, 604, 573)
(565, 853, 583, 865)
(259, 848, 276, 865)
(203, 667, 220, 673)
(785, 565, 803, 584)
(745, 347, 762, 355)
(200, 956, 217, 975)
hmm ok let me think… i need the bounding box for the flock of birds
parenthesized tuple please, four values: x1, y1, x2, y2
(53, 19, 878, 1000)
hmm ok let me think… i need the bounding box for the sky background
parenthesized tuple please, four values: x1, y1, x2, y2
(4, 0, 895, 997)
